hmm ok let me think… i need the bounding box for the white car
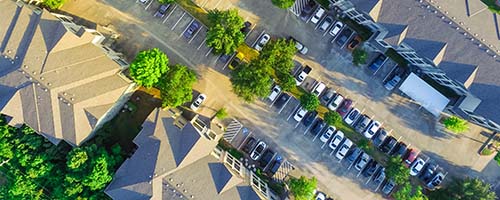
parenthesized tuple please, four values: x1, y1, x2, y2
(315, 192, 326, 200)
(250, 141, 267, 160)
(319, 126, 336, 143)
(410, 158, 426, 176)
(384, 76, 402, 90)
(328, 131, 344, 150)
(268, 85, 281, 101)
(335, 139, 353, 160)
(329, 21, 344, 37)
(190, 94, 206, 111)
(310, 8, 325, 24)
(295, 41, 309, 55)
(254, 34, 270, 51)
(312, 82, 326, 96)
(293, 107, 308, 122)
(295, 66, 312, 86)
(327, 94, 344, 111)
(344, 107, 361, 125)
(319, 16, 333, 31)
(363, 120, 381, 139)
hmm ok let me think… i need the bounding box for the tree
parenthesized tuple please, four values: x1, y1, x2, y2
(324, 111, 342, 126)
(158, 0, 174, 3)
(230, 59, 272, 102)
(42, 0, 66, 10)
(66, 148, 88, 171)
(393, 182, 428, 200)
(271, 0, 296, 9)
(429, 178, 497, 200)
(260, 39, 297, 91)
(158, 64, 197, 107)
(206, 9, 245, 55)
(276, 71, 296, 92)
(300, 93, 320, 111)
(352, 48, 367, 66)
(288, 176, 317, 200)
(129, 48, 169, 88)
(385, 156, 410, 185)
(443, 116, 468, 133)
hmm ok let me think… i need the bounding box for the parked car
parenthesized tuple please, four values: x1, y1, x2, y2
(392, 142, 408, 157)
(268, 155, 283, 175)
(259, 149, 275, 168)
(346, 148, 362, 164)
(154, 4, 171, 18)
(274, 93, 290, 109)
(295, 65, 312, 86)
(310, 7, 325, 24)
(288, 37, 309, 55)
(190, 93, 206, 111)
(380, 136, 397, 154)
(320, 89, 336, 105)
(327, 94, 344, 111)
(319, 16, 333, 31)
(410, 157, 426, 176)
(250, 141, 267, 160)
(420, 162, 438, 182)
(242, 137, 256, 154)
(312, 82, 326, 96)
(138, 0, 149, 4)
(347, 35, 361, 51)
(382, 179, 396, 196)
(335, 28, 353, 47)
(329, 21, 344, 37)
(241, 21, 252, 35)
(320, 126, 336, 143)
(300, 1, 316, 21)
(363, 162, 378, 177)
(384, 75, 402, 90)
(344, 107, 361, 126)
(404, 148, 420, 167)
(355, 152, 370, 171)
(372, 128, 388, 147)
(368, 54, 387, 71)
(335, 139, 353, 160)
(336, 99, 353, 117)
(254, 34, 271, 51)
(426, 172, 444, 190)
(354, 115, 371, 134)
(184, 21, 201, 39)
(268, 85, 281, 101)
(219, 54, 231, 63)
(363, 120, 381, 139)
(373, 167, 386, 185)
(311, 119, 326, 135)
(328, 131, 344, 151)
(294, 107, 308, 122)
(303, 111, 318, 126)
(315, 192, 326, 200)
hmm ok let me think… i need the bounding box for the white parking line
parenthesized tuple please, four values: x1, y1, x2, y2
(163, 5, 177, 23)
(277, 97, 292, 114)
(294, 121, 301, 128)
(321, 141, 328, 149)
(145, 0, 153, 10)
(171, 12, 186, 30)
(213, 0, 223, 8)
(287, 104, 300, 121)
(374, 179, 385, 192)
(340, 31, 355, 49)
(303, 119, 316, 135)
(365, 165, 380, 185)
(205, 47, 213, 56)
(197, 38, 207, 50)
(189, 25, 203, 44)
(222, 54, 235, 70)
(179, 18, 194, 37)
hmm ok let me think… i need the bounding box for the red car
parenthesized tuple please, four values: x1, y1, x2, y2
(403, 148, 420, 167)
(337, 99, 353, 118)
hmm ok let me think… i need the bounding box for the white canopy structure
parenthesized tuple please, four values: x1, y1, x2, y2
(398, 73, 450, 117)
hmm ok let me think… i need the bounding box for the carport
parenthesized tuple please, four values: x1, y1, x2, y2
(398, 73, 450, 117)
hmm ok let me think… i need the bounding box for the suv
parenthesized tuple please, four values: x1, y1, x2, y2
(295, 66, 312, 85)
(344, 107, 361, 126)
(328, 131, 344, 151)
(184, 21, 201, 39)
(254, 34, 271, 51)
(380, 136, 397, 154)
(321, 89, 336, 105)
(404, 148, 420, 167)
(320, 126, 336, 143)
(300, 1, 315, 21)
(355, 152, 370, 171)
(382, 179, 396, 196)
(363, 120, 381, 139)
(410, 157, 426, 176)
(327, 94, 344, 111)
(354, 115, 371, 134)
(335, 28, 353, 47)
(319, 16, 333, 31)
(420, 162, 438, 183)
(392, 142, 408, 157)
(242, 137, 256, 154)
(346, 148, 362, 164)
(312, 82, 326, 96)
(336, 99, 353, 117)
(373, 167, 386, 185)
(154, 4, 171, 18)
(303, 111, 318, 126)
(268, 85, 281, 101)
(311, 119, 326, 135)
(426, 172, 444, 190)
(310, 7, 325, 24)
(335, 139, 352, 160)
(241, 21, 252, 35)
(293, 107, 308, 122)
(274, 93, 290, 109)
(288, 36, 308, 54)
(250, 141, 267, 160)
(363, 162, 378, 177)
(372, 129, 388, 147)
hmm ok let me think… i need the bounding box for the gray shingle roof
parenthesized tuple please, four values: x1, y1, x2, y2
(376, 0, 500, 124)
(380, 23, 408, 46)
(0, 1, 131, 146)
(402, 38, 447, 65)
(439, 61, 478, 89)
(349, 0, 383, 21)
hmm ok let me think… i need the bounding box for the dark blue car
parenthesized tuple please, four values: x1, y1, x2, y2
(183, 21, 200, 39)
(368, 54, 387, 71)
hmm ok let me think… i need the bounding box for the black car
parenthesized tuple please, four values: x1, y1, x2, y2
(335, 28, 353, 46)
(420, 162, 438, 182)
(310, 119, 326, 135)
(373, 167, 386, 185)
(274, 93, 291, 109)
(241, 21, 252, 35)
(242, 137, 256, 153)
(391, 142, 408, 157)
(154, 4, 171, 18)
(268, 155, 283, 175)
(363, 161, 378, 177)
(379, 136, 397, 154)
(183, 21, 201, 39)
(302, 111, 318, 126)
(372, 128, 388, 147)
(259, 149, 275, 168)
(346, 148, 362, 164)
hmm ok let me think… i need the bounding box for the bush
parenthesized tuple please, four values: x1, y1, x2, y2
(324, 111, 342, 126)
(443, 116, 468, 133)
(288, 176, 317, 200)
(494, 151, 500, 165)
(215, 107, 228, 119)
(352, 48, 367, 66)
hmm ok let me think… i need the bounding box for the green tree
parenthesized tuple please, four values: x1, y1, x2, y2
(259, 39, 297, 91)
(300, 93, 320, 111)
(206, 9, 245, 55)
(158, 64, 197, 107)
(215, 107, 228, 119)
(129, 48, 169, 88)
(42, 0, 66, 10)
(324, 111, 342, 126)
(385, 156, 410, 185)
(429, 178, 497, 200)
(66, 148, 88, 171)
(443, 116, 468, 133)
(230, 59, 272, 102)
(352, 48, 367, 66)
(158, 0, 175, 4)
(288, 176, 317, 200)
(276, 72, 296, 92)
(271, 0, 296, 9)
(394, 182, 428, 200)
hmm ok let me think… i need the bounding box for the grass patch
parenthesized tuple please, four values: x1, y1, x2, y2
(175, 0, 209, 25)
(481, 0, 500, 14)
(339, 17, 373, 41)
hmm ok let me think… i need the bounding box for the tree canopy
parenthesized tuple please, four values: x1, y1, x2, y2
(42, 0, 66, 10)
(230, 59, 272, 102)
(352, 48, 367, 66)
(324, 111, 342, 126)
(385, 156, 410, 185)
(271, 0, 296, 9)
(158, 64, 197, 107)
(300, 93, 320, 111)
(158, 0, 175, 4)
(129, 48, 169, 88)
(260, 39, 297, 91)
(206, 9, 245, 55)
(429, 178, 497, 200)
(443, 116, 468, 133)
(288, 176, 317, 200)
(393, 182, 428, 200)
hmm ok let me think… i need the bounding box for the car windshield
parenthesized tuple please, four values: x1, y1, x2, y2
(256, 146, 264, 152)
(349, 111, 358, 119)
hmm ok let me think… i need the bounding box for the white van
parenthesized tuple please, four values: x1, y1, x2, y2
(310, 8, 325, 24)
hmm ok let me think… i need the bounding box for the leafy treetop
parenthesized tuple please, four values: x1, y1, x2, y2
(443, 116, 468, 133)
(230, 59, 272, 102)
(288, 176, 317, 200)
(158, 64, 197, 108)
(129, 48, 169, 88)
(300, 93, 320, 111)
(429, 177, 497, 200)
(385, 156, 410, 185)
(271, 0, 296, 9)
(324, 111, 342, 126)
(206, 9, 245, 55)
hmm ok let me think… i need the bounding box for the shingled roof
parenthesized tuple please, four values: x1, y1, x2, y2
(0, 1, 131, 146)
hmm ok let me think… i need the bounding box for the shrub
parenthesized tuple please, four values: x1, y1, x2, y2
(443, 116, 468, 133)
(215, 107, 228, 119)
